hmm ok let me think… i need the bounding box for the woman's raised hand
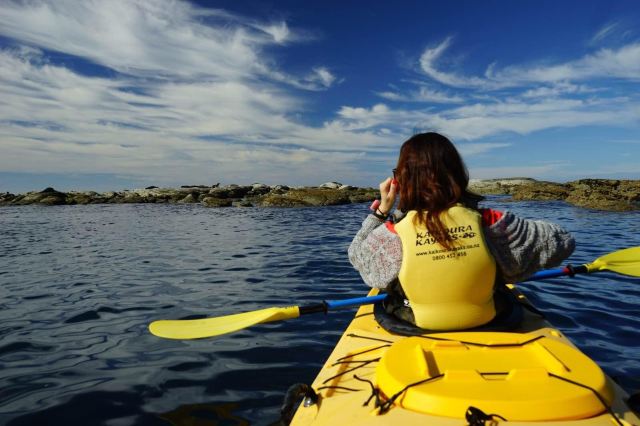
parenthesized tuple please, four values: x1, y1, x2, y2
(378, 177, 398, 215)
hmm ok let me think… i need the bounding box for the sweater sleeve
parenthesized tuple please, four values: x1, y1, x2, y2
(348, 215, 403, 289)
(483, 211, 575, 283)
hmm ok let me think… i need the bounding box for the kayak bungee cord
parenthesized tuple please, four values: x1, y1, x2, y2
(315, 385, 361, 393)
(334, 343, 391, 361)
(358, 372, 624, 426)
(414, 333, 546, 347)
(549, 374, 625, 426)
(359, 373, 446, 415)
(321, 358, 381, 386)
(345, 333, 394, 344)
(352, 375, 380, 407)
(283, 332, 627, 426)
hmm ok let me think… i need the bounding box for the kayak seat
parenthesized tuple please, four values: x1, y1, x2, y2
(374, 285, 524, 336)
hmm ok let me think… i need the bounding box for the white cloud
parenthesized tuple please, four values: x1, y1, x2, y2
(0, 0, 370, 187)
(365, 34, 640, 159)
(520, 82, 597, 98)
(258, 65, 339, 91)
(0, 45, 388, 186)
(419, 37, 487, 88)
(456, 142, 511, 156)
(0, 0, 246, 79)
(490, 43, 640, 83)
(257, 21, 290, 44)
(419, 37, 640, 89)
(338, 103, 391, 120)
(330, 95, 640, 143)
(376, 85, 464, 104)
(312, 67, 337, 88)
(0, 0, 337, 88)
(431, 97, 638, 141)
(591, 22, 621, 44)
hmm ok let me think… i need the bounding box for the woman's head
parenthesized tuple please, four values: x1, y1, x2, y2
(396, 132, 469, 210)
(395, 132, 478, 249)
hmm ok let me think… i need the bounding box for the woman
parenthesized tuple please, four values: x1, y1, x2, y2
(348, 132, 575, 331)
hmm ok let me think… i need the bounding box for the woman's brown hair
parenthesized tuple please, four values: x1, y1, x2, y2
(396, 132, 481, 250)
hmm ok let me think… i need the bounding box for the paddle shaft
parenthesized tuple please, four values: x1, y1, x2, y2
(305, 264, 594, 312)
(521, 264, 590, 281)
(298, 294, 388, 315)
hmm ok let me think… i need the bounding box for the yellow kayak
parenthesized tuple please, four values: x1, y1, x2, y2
(289, 286, 640, 426)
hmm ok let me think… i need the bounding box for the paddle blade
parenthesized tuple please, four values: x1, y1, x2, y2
(149, 306, 300, 339)
(589, 247, 640, 277)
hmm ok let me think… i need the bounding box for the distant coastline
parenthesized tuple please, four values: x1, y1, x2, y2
(1, 178, 639, 211)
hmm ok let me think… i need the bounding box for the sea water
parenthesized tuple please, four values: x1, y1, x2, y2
(1, 198, 639, 425)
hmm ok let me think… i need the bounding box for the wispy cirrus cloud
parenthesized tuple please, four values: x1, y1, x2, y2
(418, 36, 640, 89)
(418, 37, 489, 89)
(365, 30, 640, 176)
(0, 0, 371, 188)
(0, 0, 335, 87)
(456, 142, 511, 156)
(488, 43, 640, 84)
(591, 21, 623, 44)
(376, 84, 464, 104)
(520, 82, 598, 99)
(330, 96, 639, 142)
(0, 1, 251, 80)
(0, 46, 386, 183)
(257, 21, 291, 44)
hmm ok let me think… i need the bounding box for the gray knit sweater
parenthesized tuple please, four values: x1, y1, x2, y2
(348, 210, 575, 288)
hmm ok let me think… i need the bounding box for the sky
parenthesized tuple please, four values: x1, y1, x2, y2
(0, 0, 639, 193)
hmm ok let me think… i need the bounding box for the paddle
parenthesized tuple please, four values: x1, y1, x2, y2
(148, 295, 387, 340)
(521, 246, 640, 281)
(149, 246, 640, 340)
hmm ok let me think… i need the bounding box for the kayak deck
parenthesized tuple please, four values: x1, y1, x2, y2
(290, 287, 639, 425)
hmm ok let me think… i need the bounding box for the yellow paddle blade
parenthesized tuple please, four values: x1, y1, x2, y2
(587, 246, 640, 277)
(149, 306, 301, 340)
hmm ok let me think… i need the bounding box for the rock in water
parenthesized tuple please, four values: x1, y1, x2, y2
(565, 179, 640, 211)
(319, 182, 343, 189)
(511, 182, 570, 201)
(468, 178, 538, 195)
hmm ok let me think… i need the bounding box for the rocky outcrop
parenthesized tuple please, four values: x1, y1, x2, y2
(468, 178, 539, 195)
(3, 179, 638, 211)
(565, 179, 640, 211)
(469, 178, 640, 211)
(0, 183, 378, 209)
(510, 182, 570, 201)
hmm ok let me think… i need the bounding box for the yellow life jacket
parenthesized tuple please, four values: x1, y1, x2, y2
(394, 206, 496, 330)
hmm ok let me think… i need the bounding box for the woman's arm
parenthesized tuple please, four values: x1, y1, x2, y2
(483, 210, 576, 283)
(348, 215, 403, 289)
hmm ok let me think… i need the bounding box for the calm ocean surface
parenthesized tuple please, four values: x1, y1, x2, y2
(1, 198, 639, 425)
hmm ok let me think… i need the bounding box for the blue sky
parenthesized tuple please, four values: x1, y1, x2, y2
(1, 0, 639, 193)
